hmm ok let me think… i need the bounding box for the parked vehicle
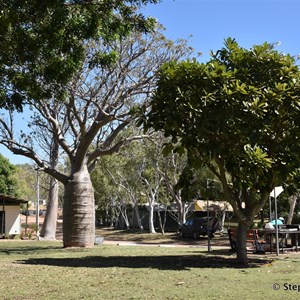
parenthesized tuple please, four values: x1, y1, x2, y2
(178, 217, 219, 239)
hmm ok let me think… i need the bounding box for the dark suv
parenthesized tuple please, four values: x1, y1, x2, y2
(178, 217, 219, 239)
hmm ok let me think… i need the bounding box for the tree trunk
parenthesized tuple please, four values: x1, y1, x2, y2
(118, 205, 130, 229)
(157, 205, 167, 235)
(63, 165, 95, 247)
(134, 202, 144, 231)
(287, 195, 297, 225)
(40, 138, 59, 240)
(148, 203, 156, 233)
(109, 206, 115, 228)
(178, 201, 186, 225)
(40, 177, 59, 239)
(220, 210, 226, 233)
(236, 221, 250, 265)
(217, 209, 226, 233)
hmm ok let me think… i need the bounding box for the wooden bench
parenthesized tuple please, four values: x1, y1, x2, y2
(228, 228, 268, 254)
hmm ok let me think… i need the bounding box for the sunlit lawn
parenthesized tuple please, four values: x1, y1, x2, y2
(1, 240, 300, 300)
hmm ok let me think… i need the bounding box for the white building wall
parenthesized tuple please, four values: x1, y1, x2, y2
(0, 206, 21, 235)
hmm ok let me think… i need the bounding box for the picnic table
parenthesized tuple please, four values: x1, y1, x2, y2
(261, 225, 300, 253)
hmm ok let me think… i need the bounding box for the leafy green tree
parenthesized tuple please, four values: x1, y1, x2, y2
(0, 154, 18, 196)
(13, 163, 52, 211)
(138, 136, 165, 233)
(91, 157, 117, 227)
(143, 38, 300, 264)
(12, 164, 36, 201)
(0, 0, 159, 109)
(94, 152, 141, 229)
(157, 145, 190, 225)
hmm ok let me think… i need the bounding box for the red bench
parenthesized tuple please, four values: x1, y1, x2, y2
(228, 228, 268, 254)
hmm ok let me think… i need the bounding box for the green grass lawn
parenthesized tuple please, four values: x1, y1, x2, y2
(0, 240, 300, 300)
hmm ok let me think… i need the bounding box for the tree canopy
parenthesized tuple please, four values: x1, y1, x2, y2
(143, 38, 300, 264)
(0, 154, 18, 196)
(0, 0, 159, 109)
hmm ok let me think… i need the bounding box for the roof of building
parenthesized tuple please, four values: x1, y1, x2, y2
(0, 194, 29, 206)
(194, 200, 233, 212)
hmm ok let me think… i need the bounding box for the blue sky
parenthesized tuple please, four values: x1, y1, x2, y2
(143, 0, 300, 62)
(1, 0, 300, 165)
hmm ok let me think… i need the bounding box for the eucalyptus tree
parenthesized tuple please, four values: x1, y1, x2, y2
(13, 164, 36, 201)
(115, 137, 165, 233)
(99, 153, 138, 229)
(13, 163, 49, 204)
(143, 38, 300, 264)
(280, 170, 300, 224)
(139, 136, 198, 233)
(138, 138, 164, 234)
(102, 134, 189, 233)
(287, 195, 298, 224)
(157, 151, 190, 225)
(93, 134, 163, 232)
(107, 152, 146, 231)
(0, 28, 191, 247)
(91, 158, 117, 227)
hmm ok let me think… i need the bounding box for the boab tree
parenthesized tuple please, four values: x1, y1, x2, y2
(32, 115, 65, 240)
(143, 38, 300, 264)
(0, 29, 191, 247)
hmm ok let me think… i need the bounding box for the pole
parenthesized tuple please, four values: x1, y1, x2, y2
(25, 202, 28, 237)
(274, 189, 279, 256)
(207, 198, 211, 252)
(206, 179, 211, 252)
(269, 196, 272, 221)
(1, 199, 5, 237)
(270, 186, 283, 256)
(36, 169, 40, 238)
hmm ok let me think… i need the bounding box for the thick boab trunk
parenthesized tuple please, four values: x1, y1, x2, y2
(63, 166, 95, 247)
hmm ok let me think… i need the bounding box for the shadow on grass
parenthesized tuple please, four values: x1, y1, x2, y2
(0, 244, 63, 255)
(18, 253, 271, 270)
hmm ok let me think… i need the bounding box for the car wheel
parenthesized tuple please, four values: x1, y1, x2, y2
(193, 232, 198, 239)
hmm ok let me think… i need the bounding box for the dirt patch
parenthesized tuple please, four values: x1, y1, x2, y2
(19, 216, 229, 248)
(20, 214, 63, 240)
(95, 227, 230, 248)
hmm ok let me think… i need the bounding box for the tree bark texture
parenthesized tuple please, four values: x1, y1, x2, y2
(148, 204, 156, 234)
(287, 195, 297, 225)
(178, 201, 186, 226)
(63, 166, 95, 247)
(236, 221, 250, 265)
(40, 177, 59, 239)
(133, 203, 144, 231)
